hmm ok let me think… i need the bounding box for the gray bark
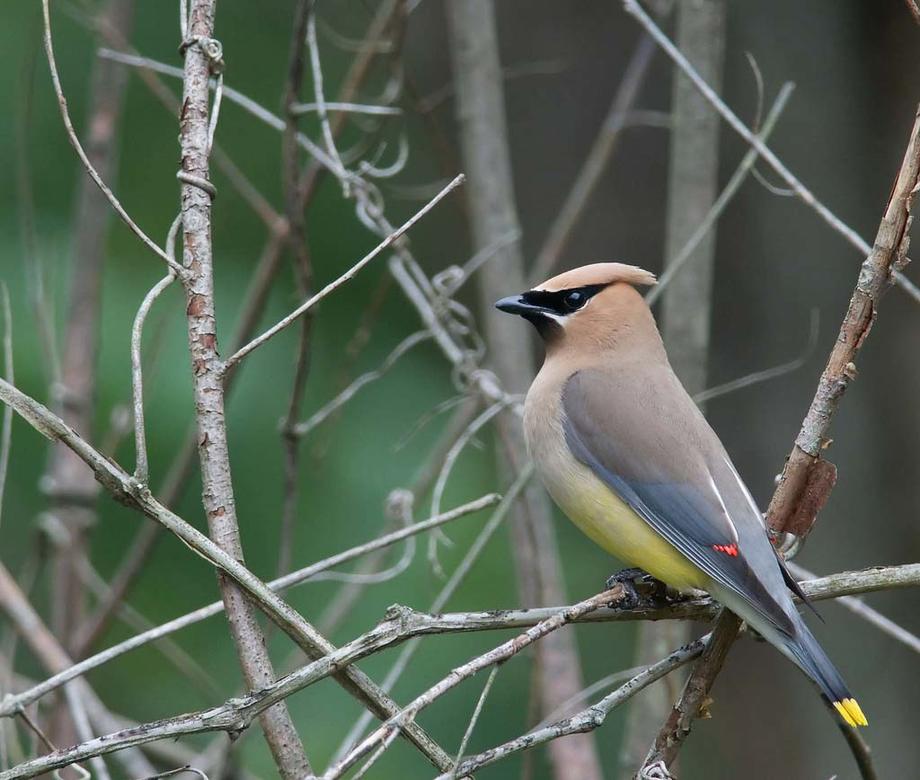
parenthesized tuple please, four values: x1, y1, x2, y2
(620, 1, 725, 777)
(445, 4, 604, 779)
(177, 2, 311, 776)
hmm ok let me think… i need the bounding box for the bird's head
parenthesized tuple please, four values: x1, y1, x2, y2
(495, 262, 657, 347)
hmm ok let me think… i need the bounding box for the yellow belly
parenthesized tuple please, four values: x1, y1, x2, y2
(546, 464, 706, 592)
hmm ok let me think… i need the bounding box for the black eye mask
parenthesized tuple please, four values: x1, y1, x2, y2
(520, 283, 608, 316)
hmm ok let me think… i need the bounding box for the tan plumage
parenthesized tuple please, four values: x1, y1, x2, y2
(496, 262, 866, 729)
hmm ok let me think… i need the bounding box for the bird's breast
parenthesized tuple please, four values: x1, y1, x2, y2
(523, 377, 706, 592)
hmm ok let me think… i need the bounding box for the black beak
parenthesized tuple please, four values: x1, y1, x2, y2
(495, 294, 540, 317)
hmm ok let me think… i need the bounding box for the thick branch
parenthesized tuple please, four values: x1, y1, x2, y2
(641, 104, 920, 775)
(446, 4, 603, 778)
(622, 3, 725, 774)
(1, 562, 916, 779)
(176, 3, 310, 776)
(767, 104, 920, 536)
(1, 493, 500, 717)
(0, 376, 453, 771)
(42, 0, 134, 662)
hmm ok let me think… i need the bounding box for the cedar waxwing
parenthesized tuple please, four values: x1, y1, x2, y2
(496, 262, 866, 728)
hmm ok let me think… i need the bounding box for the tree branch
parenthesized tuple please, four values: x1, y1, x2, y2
(0, 375, 454, 771)
(639, 103, 920, 776)
(446, 4, 603, 778)
(324, 587, 625, 780)
(622, 0, 920, 302)
(622, 4, 725, 773)
(40, 0, 181, 274)
(1, 561, 915, 779)
(176, 3, 310, 775)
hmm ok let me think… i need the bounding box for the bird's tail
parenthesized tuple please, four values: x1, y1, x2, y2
(783, 619, 868, 728)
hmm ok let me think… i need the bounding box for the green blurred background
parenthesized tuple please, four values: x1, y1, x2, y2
(1, 1, 919, 777)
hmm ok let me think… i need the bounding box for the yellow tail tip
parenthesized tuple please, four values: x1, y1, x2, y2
(833, 699, 868, 727)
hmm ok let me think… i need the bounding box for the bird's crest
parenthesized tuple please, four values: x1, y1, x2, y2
(535, 262, 656, 293)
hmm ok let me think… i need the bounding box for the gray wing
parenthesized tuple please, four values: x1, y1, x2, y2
(562, 368, 796, 636)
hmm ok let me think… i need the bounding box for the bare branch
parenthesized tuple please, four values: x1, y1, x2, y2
(450, 665, 500, 776)
(645, 82, 795, 307)
(0, 375, 455, 770)
(640, 611, 741, 773)
(41, 1, 182, 274)
(0, 485, 497, 716)
(131, 216, 181, 483)
(531, 32, 658, 282)
(176, 2, 310, 774)
(290, 101, 402, 116)
(79, 5, 400, 649)
(293, 331, 431, 437)
(767, 104, 920, 538)
(325, 587, 626, 780)
(692, 310, 818, 406)
(639, 101, 920, 776)
(0, 285, 12, 533)
(2, 559, 918, 778)
(223, 173, 465, 370)
(787, 562, 920, 656)
(446, 5, 603, 778)
(440, 636, 709, 780)
(0, 563, 155, 778)
(905, 0, 920, 25)
(306, 2, 347, 184)
(622, 0, 919, 299)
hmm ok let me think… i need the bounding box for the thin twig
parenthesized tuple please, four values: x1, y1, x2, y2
(0, 285, 12, 533)
(645, 81, 794, 306)
(439, 636, 709, 780)
(0, 492, 499, 716)
(787, 562, 920, 656)
(428, 400, 508, 574)
(223, 173, 465, 369)
(692, 309, 818, 405)
(324, 586, 626, 780)
(131, 216, 181, 482)
(290, 101, 402, 116)
(622, 0, 919, 300)
(306, 2, 347, 184)
(838, 722, 879, 780)
(40, 1, 181, 274)
(293, 331, 431, 437)
(531, 32, 658, 282)
(450, 665, 500, 777)
(275, 0, 314, 597)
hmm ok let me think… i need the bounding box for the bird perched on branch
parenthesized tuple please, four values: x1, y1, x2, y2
(496, 262, 866, 728)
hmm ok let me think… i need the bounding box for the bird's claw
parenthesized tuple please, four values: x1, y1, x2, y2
(604, 567, 674, 609)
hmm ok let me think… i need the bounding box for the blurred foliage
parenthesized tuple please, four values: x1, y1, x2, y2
(1, 1, 919, 778)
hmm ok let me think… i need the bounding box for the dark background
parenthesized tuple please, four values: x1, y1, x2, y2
(1, 1, 918, 777)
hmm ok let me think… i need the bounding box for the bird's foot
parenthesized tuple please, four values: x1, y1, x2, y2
(638, 760, 675, 780)
(604, 567, 672, 610)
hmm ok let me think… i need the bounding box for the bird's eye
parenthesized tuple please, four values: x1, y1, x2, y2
(563, 291, 586, 311)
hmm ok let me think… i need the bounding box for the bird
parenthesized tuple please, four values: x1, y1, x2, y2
(495, 262, 866, 728)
